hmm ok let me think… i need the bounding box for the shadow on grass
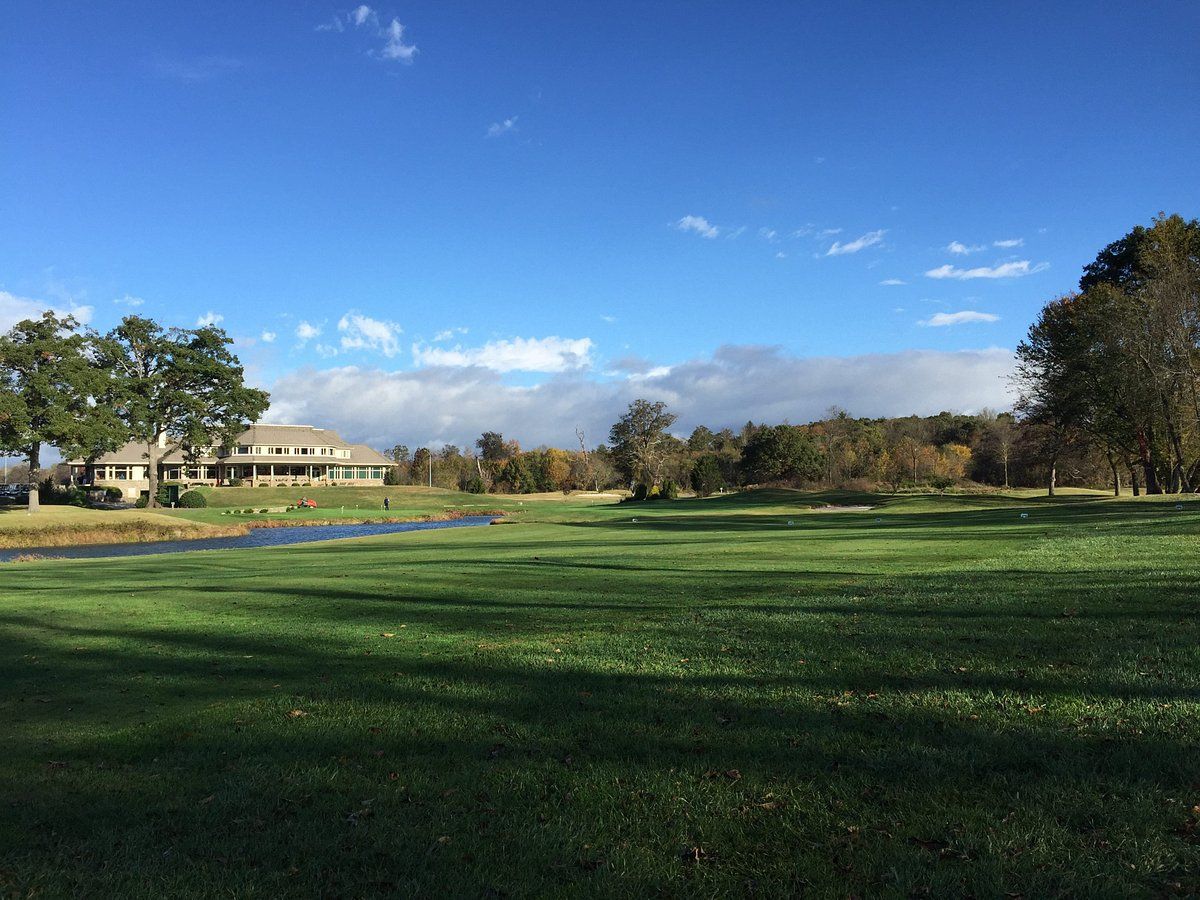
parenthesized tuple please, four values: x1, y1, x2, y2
(2, 556, 1199, 895)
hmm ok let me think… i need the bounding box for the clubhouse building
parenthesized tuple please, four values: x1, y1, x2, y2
(70, 424, 396, 499)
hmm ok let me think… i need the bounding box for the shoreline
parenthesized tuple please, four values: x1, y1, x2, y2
(0, 508, 509, 551)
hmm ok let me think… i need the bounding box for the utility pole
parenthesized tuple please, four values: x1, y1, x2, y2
(428, 448, 432, 488)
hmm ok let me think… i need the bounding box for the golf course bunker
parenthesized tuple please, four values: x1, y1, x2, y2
(0, 515, 497, 563)
(810, 504, 875, 512)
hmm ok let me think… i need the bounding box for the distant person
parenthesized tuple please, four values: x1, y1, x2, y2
(383, 497, 390, 511)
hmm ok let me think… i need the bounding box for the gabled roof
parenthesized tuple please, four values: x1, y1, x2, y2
(345, 444, 392, 465)
(68, 424, 394, 466)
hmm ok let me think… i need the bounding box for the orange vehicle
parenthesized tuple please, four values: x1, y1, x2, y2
(296, 497, 317, 509)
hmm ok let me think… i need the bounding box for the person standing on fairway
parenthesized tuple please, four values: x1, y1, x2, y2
(383, 497, 390, 511)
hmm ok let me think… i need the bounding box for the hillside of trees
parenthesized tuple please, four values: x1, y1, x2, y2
(380, 405, 1096, 497)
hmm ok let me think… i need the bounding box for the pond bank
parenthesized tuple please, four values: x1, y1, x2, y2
(0, 516, 499, 563)
(0, 509, 505, 551)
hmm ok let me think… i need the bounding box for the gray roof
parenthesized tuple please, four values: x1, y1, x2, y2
(345, 444, 392, 465)
(239, 424, 352, 449)
(69, 424, 393, 466)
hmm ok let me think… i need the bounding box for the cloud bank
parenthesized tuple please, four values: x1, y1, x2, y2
(267, 344, 1017, 448)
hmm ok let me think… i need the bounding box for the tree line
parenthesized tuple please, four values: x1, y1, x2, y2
(380, 401, 1077, 497)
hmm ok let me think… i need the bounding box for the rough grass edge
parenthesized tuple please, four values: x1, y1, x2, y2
(0, 510, 510, 551)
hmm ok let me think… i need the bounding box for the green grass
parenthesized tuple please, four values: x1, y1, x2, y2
(2, 489, 1199, 896)
(169, 484, 605, 526)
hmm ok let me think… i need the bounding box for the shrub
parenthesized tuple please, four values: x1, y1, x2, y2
(301, 482, 312, 487)
(134, 494, 149, 508)
(243, 508, 255, 514)
(104, 487, 123, 502)
(257, 483, 270, 488)
(462, 474, 487, 494)
(226, 477, 243, 487)
(177, 490, 208, 508)
(660, 478, 679, 500)
(631, 483, 648, 501)
(277, 484, 288, 488)
(259, 508, 269, 514)
(691, 454, 725, 497)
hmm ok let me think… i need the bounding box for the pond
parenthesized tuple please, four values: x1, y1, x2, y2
(0, 516, 498, 563)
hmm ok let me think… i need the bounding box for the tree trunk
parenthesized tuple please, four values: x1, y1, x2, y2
(1168, 427, 1190, 493)
(27, 441, 40, 513)
(1128, 464, 1140, 496)
(1109, 455, 1121, 497)
(146, 439, 161, 508)
(1002, 448, 1009, 489)
(1137, 429, 1161, 494)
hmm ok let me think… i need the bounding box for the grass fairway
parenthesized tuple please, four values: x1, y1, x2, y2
(2, 490, 1198, 896)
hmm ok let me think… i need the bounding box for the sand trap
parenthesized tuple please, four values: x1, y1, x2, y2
(811, 505, 875, 512)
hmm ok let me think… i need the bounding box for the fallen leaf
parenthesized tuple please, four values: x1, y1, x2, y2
(288, 709, 308, 718)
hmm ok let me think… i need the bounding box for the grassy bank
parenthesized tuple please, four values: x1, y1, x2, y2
(1, 490, 1198, 895)
(0, 506, 245, 549)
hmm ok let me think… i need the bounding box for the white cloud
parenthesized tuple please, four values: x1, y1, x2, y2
(993, 238, 1024, 248)
(196, 311, 224, 327)
(379, 18, 417, 62)
(920, 310, 1000, 327)
(826, 229, 885, 256)
(261, 331, 277, 343)
(599, 315, 617, 324)
(879, 278, 906, 286)
(725, 226, 747, 240)
(337, 312, 403, 357)
(412, 335, 594, 373)
(946, 241, 984, 255)
(320, 6, 417, 63)
(113, 294, 145, 307)
(675, 215, 719, 239)
(433, 327, 468, 342)
(486, 116, 518, 138)
(266, 345, 1017, 448)
(295, 320, 322, 344)
(925, 260, 1048, 280)
(0, 291, 93, 331)
(758, 227, 779, 242)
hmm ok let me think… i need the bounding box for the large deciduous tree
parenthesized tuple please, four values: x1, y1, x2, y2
(1017, 214, 1200, 494)
(100, 316, 270, 507)
(0, 312, 124, 512)
(608, 399, 677, 489)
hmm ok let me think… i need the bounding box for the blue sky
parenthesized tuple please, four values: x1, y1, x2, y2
(3, 2, 1198, 447)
